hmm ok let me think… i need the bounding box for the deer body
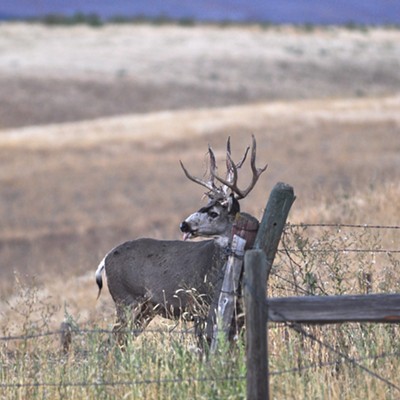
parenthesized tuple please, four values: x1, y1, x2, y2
(96, 239, 226, 323)
(96, 136, 266, 343)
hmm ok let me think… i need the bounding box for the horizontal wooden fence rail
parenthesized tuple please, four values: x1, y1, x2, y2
(267, 293, 400, 324)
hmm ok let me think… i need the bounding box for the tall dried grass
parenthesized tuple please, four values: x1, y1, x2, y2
(1, 217, 399, 399)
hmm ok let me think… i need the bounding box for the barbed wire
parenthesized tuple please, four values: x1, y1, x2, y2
(1, 347, 399, 390)
(0, 330, 62, 341)
(280, 222, 400, 254)
(0, 327, 197, 342)
(289, 223, 400, 230)
(279, 248, 400, 254)
(0, 375, 246, 390)
(270, 222, 400, 393)
(270, 350, 400, 376)
(1, 320, 399, 391)
(284, 318, 400, 393)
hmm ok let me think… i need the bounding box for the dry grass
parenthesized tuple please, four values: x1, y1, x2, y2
(1, 206, 399, 399)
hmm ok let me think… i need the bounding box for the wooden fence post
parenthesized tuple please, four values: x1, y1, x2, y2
(60, 321, 72, 355)
(210, 235, 246, 352)
(254, 182, 296, 278)
(244, 249, 268, 400)
(245, 182, 295, 400)
(210, 213, 259, 352)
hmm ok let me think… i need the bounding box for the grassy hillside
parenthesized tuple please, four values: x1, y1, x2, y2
(0, 95, 399, 327)
(1, 24, 400, 129)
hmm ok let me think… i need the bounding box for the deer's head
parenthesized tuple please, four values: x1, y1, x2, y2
(180, 135, 267, 243)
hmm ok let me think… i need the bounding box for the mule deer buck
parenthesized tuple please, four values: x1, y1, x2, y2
(95, 135, 267, 345)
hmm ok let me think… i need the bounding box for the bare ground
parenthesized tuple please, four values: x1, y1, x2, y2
(0, 23, 399, 330)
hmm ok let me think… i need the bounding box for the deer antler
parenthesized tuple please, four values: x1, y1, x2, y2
(213, 135, 267, 199)
(224, 137, 250, 195)
(181, 135, 267, 200)
(180, 145, 222, 197)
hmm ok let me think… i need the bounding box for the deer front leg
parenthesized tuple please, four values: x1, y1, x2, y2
(113, 301, 154, 349)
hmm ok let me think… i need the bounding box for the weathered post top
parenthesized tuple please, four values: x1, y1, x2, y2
(254, 182, 295, 274)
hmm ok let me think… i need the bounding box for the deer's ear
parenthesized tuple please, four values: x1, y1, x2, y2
(227, 194, 240, 216)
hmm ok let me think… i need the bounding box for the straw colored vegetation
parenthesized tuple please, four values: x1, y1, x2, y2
(0, 23, 399, 398)
(1, 223, 399, 399)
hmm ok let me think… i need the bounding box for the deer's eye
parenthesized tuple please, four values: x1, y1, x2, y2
(209, 211, 219, 219)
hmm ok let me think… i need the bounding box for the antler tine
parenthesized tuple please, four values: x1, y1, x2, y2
(225, 137, 249, 182)
(212, 135, 267, 199)
(180, 160, 215, 192)
(208, 144, 217, 185)
(226, 136, 250, 171)
(180, 145, 220, 195)
(226, 137, 231, 159)
(225, 137, 234, 185)
(244, 134, 268, 197)
(236, 145, 250, 169)
(224, 150, 239, 190)
(224, 137, 243, 195)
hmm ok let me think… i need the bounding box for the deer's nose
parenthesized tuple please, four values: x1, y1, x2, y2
(180, 221, 190, 233)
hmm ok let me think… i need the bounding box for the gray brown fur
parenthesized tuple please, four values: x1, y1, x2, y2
(102, 239, 224, 317)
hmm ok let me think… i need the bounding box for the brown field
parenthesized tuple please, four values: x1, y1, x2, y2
(0, 23, 399, 332)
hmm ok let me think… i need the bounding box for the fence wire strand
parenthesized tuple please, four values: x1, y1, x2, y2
(280, 221, 400, 254)
(284, 318, 400, 393)
(0, 375, 246, 390)
(290, 223, 400, 230)
(0, 327, 196, 342)
(280, 248, 400, 254)
(270, 350, 400, 377)
(1, 320, 399, 390)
